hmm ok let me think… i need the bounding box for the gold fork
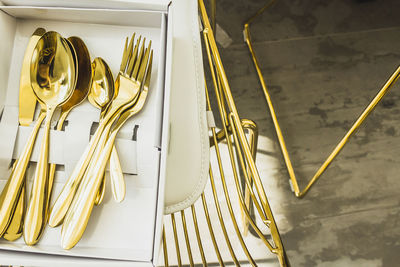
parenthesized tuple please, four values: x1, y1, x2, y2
(61, 45, 153, 250)
(48, 34, 147, 227)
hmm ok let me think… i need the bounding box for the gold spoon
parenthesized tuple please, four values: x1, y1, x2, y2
(88, 58, 125, 205)
(45, 36, 92, 225)
(88, 58, 114, 205)
(48, 57, 114, 228)
(3, 28, 47, 241)
(2, 34, 79, 242)
(23, 31, 76, 245)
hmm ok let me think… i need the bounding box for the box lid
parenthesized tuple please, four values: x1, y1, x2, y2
(0, 0, 170, 12)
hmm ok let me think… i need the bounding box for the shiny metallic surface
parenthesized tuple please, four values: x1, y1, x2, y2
(0, 112, 45, 237)
(88, 57, 123, 205)
(89, 58, 114, 206)
(3, 28, 46, 241)
(30, 32, 75, 107)
(24, 31, 76, 245)
(48, 57, 115, 228)
(203, 0, 287, 264)
(2, 180, 25, 241)
(18, 28, 45, 126)
(89, 58, 115, 116)
(46, 36, 92, 229)
(60, 45, 153, 250)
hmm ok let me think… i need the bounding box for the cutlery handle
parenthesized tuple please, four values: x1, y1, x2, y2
(109, 146, 125, 202)
(105, 109, 138, 204)
(48, 121, 106, 227)
(24, 109, 54, 245)
(3, 177, 26, 241)
(48, 110, 119, 228)
(61, 130, 118, 249)
(0, 112, 45, 236)
(94, 173, 106, 206)
(89, 123, 114, 207)
(46, 110, 69, 222)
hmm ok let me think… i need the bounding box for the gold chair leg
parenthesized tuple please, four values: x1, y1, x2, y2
(244, 0, 400, 198)
(210, 0, 216, 34)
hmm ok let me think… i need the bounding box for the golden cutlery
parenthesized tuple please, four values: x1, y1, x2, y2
(2, 176, 26, 241)
(89, 56, 126, 205)
(45, 36, 92, 227)
(107, 35, 148, 203)
(49, 34, 145, 228)
(48, 57, 114, 227)
(108, 146, 125, 202)
(3, 28, 46, 241)
(88, 58, 115, 205)
(23, 31, 76, 245)
(0, 109, 45, 236)
(61, 49, 153, 249)
(18, 28, 46, 126)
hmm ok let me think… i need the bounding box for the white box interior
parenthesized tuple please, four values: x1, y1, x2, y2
(0, 5, 169, 263)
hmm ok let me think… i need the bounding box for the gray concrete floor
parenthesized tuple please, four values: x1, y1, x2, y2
(213, 0, 400, 266)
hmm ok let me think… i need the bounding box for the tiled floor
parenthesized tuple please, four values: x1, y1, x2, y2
(213, 0, 400, 266)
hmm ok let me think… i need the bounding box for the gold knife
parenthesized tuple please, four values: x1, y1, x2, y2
(3, 28, 46, 241)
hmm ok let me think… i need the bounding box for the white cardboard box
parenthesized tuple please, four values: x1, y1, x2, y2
(0, 0, 192, 266)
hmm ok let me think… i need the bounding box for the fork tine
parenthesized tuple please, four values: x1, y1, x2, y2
(124, 33, 135, 71)
(137, 41, 152, 84)
(143, 50, 153, 90)
(120, 34, 135, 72)
(119, 37, 129, 72)
(131, 38, 146, 79)
(127, 35, 142, 76)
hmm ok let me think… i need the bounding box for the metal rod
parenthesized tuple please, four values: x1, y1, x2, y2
(162, 226, 169, 267)
(190, 205, 207, 266)
(180, 210, 194, 266)
(243, 0, 400, 198)
(199, 0, 288, 264)
(204, 27, 253, 265)
(208, 167, 241, 265)
(171, 214, 182, 267)
(201, 193, 224, 266)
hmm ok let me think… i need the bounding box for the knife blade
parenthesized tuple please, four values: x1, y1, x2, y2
(18, 27, 46, 126)
(3, 28, 46, 241)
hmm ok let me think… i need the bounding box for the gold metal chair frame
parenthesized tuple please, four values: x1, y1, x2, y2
(244, 0, 400, 198)
(160, 0, 290, 266)
(161, 0, 400, 265)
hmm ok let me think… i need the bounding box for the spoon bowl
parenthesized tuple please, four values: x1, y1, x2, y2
(89, 57, 115, 205)
(31, 31, 76, 108)
(89, 57, 115, 114)
(62, 36, 92, 112)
